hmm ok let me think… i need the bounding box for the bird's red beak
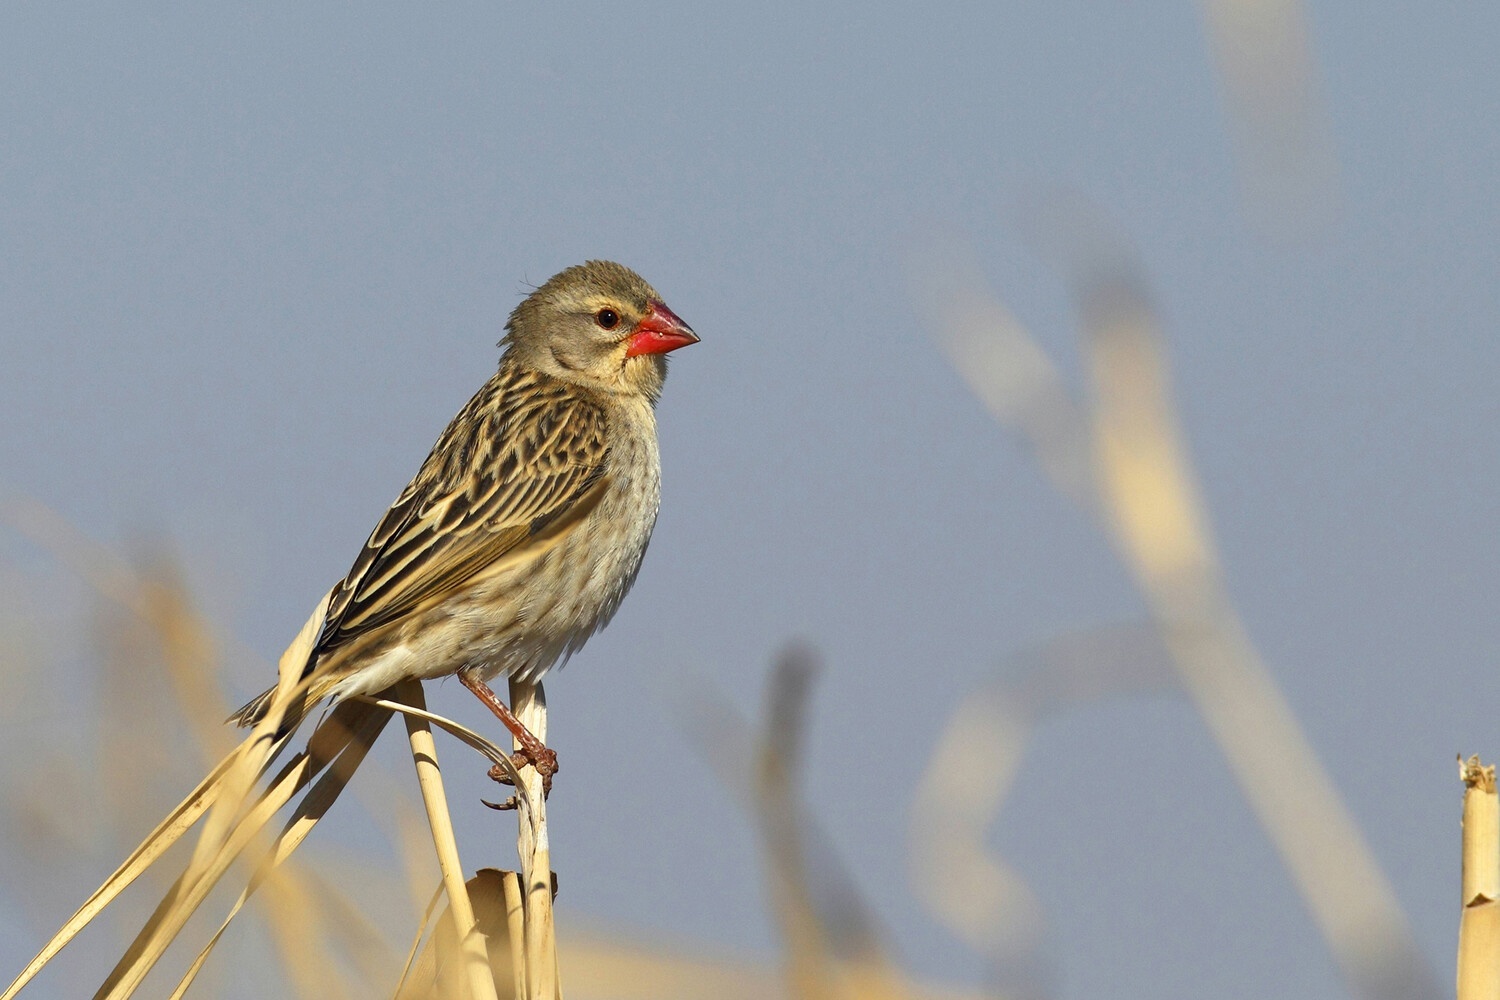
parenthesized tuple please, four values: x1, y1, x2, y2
(625, 302, 700, 358)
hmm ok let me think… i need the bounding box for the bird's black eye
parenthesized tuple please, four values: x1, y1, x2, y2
(595, 308, 620, 330)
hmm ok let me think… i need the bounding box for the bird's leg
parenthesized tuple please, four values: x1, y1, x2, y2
(459, 669, 559, 794)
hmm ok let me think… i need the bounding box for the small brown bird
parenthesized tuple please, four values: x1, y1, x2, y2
(231, 260, 698, 784)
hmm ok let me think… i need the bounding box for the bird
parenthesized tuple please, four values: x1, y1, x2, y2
(229, 260, 698, 787)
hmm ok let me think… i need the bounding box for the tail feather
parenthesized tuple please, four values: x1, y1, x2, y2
(225, 686, 278, 729)
(226, 676, 338, 737)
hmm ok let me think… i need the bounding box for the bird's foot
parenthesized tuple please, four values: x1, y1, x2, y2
(513, 743, 559, 789)
(485, 745, 558, 799)
(460, 670, 559, 797)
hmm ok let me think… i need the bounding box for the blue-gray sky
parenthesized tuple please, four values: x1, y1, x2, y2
(2, 3, 1497, 998)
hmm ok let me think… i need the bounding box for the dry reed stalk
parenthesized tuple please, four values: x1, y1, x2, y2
(1, 584, 410, 998)
(508, 677, 558, 1000)
(910, 623, 1173, 993)
(755, 652, 840, 1000)
(0, 750, 238, 999)
(914, 222, 1439, 1000)
(759, 651, 910, 1000)
(251, 867, 357, 1000)
(1197, 0, 1339, 235)
(90, 595, 366, 998)
(1077, 252, 1432, 999)
(0, 516, 530, 998)
(501, 870, 527, 995)
(144, 633, 540, 996)
(1459, 756, 1500, 1000)
(394, 679, 499, 1000)
(685, 647, 913, 1000)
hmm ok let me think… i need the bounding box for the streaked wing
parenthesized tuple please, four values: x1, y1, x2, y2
(310, 365, 610, 665)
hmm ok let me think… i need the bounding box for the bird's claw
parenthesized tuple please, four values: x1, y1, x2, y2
(487, 747, 557, 797)
(517, 746, 559, 780)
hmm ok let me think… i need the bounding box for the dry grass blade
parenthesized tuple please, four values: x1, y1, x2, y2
(165, 701, 395, 998)
(756, 648, 838, 1000)
(907, 232, 1094, 510)
(500, 871, 527, 996)
(0, 747, 240, 1000)
(297, 863, 415, 991)
(0, 511, 344, 998)
(253, 868, 359, 1000)
(168, 592, 329, 918)
(385, 861, 1003, 1000)
(1, 509, 504, 1000)
(352, 689, 539, 998)
(1075, 243, 1436, 1000)
(127, 557, 393, 999)
(93, 699, 386, 998)
(87, 597, 333, 998)
(133, 556, 236, 764)
(354, 695, 526, 792)
(1458, 756, 1500, 1000)
(167, 868, 342, 1000)
(1, 501, 262, 769)
(394, 881, 449, 998)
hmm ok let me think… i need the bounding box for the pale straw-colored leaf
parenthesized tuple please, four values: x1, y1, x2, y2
(94, 698, 385, 998)
(354, 694, 526, 793)
(164, 701, 393, 998)
(294, 864, 408, 992)
(396, 870, 518, 1000)
(0, 748, 240, 1000)
(499, 870, 527, 997)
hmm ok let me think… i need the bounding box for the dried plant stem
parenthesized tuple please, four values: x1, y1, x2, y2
(509, 677, 558, 1000)
(501, 871, 528, 995)
(1083, 289, 1433, 998)
(396, 679, 499, 1000)
(919, 235, 1438, 998)
(1459, 756, 1500, 1000)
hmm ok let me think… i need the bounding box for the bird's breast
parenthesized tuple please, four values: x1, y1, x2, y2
(460, 404, 662, 680)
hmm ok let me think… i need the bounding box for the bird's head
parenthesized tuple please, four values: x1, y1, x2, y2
(502, 260, 699, 401)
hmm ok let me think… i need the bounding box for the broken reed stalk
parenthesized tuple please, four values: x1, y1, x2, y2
(396, 679, 500, 1000)
(509, 676, 559, 1000)
(1459, 756, 1500, 1000)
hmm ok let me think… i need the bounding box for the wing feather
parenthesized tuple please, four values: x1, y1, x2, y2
(308, 364, 610, 667)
